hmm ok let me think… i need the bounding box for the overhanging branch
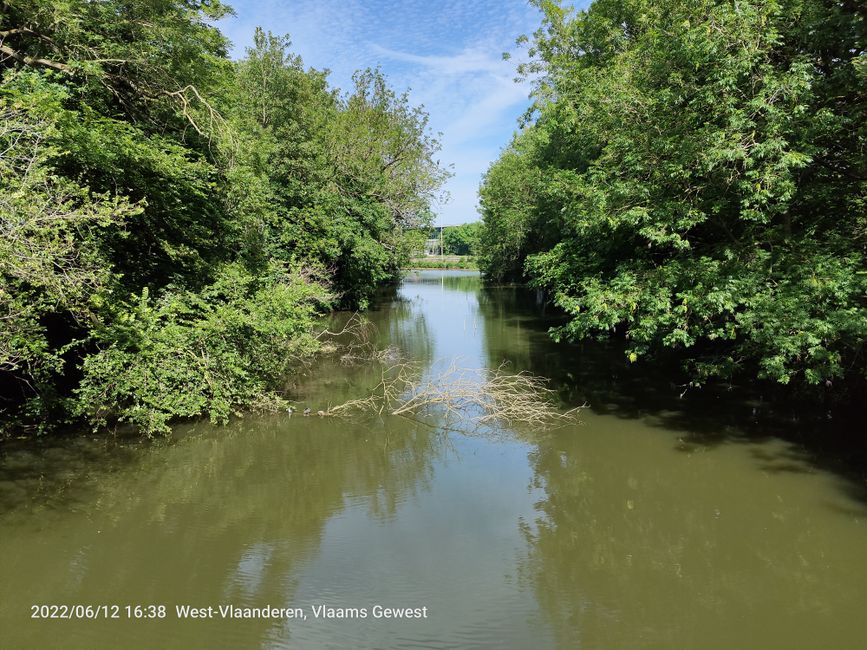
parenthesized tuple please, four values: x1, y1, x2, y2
(0, 43, 70, 73)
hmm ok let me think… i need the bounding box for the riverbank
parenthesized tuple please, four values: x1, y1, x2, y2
(404, 255, 479, 270)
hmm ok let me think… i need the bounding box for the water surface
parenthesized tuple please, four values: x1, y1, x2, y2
(1, 270, 865, 648)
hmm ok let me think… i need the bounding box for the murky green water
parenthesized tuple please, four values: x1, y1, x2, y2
(1, 270, 866, 649)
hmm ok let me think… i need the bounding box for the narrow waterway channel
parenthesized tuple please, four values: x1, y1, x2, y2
(1, 270, 865, 649)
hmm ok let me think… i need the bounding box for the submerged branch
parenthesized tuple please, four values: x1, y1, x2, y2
(316, 313, 401, 365)
(325, 359, 584, 429)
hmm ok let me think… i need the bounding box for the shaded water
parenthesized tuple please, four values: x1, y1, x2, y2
(1, 270, 866, 649)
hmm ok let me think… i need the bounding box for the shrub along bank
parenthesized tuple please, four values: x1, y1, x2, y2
(0, 2, 447, 436)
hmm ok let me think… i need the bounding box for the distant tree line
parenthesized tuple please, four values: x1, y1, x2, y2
(420, 223, 482, 256)
(443, 222, 482, 256)
(478, 0, 866, 393)
(0, 0, 447, 435)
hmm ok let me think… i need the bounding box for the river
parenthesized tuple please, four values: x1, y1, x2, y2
(1, 270, 865, 648)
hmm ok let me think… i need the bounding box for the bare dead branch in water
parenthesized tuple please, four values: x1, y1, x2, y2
(324, 360, 584, 429)
(316, 313, 401, 365)
(304, 316, 583, 428)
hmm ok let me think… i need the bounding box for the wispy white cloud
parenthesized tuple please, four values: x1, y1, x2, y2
(370, 44, 508, 76)
(370, 40, 532, 223)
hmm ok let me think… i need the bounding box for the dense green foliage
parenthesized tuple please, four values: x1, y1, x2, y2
(0, 1, 446, 435)
(75, 264, 328, 434)
(442, 222, 482, 256)
(479, 0, 866, 390)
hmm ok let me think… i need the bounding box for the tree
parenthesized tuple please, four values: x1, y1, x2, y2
(229, 37, 449, 307)
(442, 222, 482, 256)
(1, 8, 448, 434)
(0, 97, 139, 423)
(479, 0, 867, 389)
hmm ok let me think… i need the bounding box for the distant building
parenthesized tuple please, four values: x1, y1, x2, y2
(424, 238, 442, 256)
(423, 226, 444, 256)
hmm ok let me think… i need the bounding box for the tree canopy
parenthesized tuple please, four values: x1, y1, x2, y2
(442, 222, 482, 256)
(0, 1, 447, 434)
(478, 0, 866, 392)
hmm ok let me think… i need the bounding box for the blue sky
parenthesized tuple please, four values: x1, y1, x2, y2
(217, 1, 583, 226)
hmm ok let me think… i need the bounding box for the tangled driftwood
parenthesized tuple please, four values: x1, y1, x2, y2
(316, 313, 402, 366)
(325, 359, 583, 429)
